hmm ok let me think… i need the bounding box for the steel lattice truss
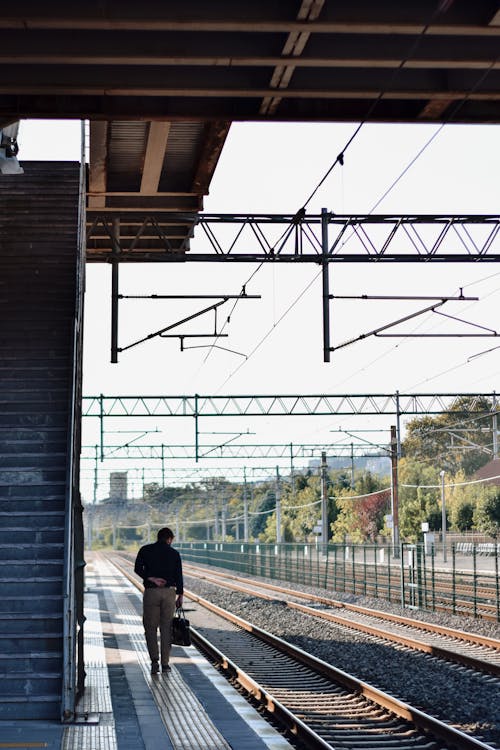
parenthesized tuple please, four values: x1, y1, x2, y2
(86, 213, 500, 262)
(82, 392, 495, 418)
(81, 442, 386, 461)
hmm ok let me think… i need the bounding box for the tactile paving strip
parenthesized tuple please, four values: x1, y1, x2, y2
(98, 557, 232, 750)
(62, 587, 117, 750)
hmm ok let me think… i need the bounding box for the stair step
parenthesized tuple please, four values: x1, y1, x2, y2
(0, 417, 70, 431)
(0, 543, 64, 560)
(0, 580, 65, 597)
(0, 469, 67, 485)
(0, 596, 62, 614)
(0, 507, 65, 517)
(0, 561, 64, 577)
(0, 635, 63, 653)
(0, 457, 67, 470)
(0, 700, 62, 720)
(0, 617, 63, 636)
(0, 676, 63, 699)
(0, 654, 63, 672)
(0, 490, 66, 503)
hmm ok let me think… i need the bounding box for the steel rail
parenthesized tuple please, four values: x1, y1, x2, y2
(109, 553, 495, 750)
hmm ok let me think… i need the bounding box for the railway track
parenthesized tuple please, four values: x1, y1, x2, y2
(107, 553, 497, 750)
(181, 562, 500, 679)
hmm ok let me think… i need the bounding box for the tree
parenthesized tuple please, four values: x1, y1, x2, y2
(249, 488, 276, 538)
(330, 473, 390, 542)
(453, 501, 474, 532)
(403, 396, 493, 476)
(398, 459, 440, 541)
(285, 476, 321, 542)
(474, 490, 500, 538)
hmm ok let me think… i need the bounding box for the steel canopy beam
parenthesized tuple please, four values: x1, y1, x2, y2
(86, 212, 500, 262)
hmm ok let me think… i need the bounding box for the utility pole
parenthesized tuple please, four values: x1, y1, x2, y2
(275, 466, 282, 544)
(221, 497, 227, 542)
(440, 470, 447, 563)
(390, 426, 400, 558)
(493, 393, 498, 460)
(110, 218, 120, 363)
(93, 445, 98, 504)
(243, 467, 249, 542)
(321, 207, 331, 363)
(320, 451, 329, 548)
(213, 494, 219, 539)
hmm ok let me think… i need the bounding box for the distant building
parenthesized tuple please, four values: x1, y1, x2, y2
(473, 458, 500, 487)
(109, 472, 128, 500)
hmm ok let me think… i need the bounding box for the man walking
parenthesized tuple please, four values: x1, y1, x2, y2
(134, 527, 184, 674)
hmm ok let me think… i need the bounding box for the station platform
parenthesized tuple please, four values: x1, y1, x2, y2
(0, 556, 293, 750)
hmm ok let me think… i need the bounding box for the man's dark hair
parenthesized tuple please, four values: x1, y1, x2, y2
(157, 526, 174, 542)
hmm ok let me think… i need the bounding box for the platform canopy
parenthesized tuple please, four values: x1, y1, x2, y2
(2, 1, 500, 254)
(1, 0, 500, 125)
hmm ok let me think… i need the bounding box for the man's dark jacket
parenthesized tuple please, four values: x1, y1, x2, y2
(134, 541, 184, 593)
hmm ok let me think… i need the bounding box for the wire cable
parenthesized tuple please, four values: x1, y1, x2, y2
(201, 3, 456, 382)
(301, 1, 454, 210)
(217, 268, 321, 391)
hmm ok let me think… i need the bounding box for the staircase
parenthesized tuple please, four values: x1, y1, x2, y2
(0, 161, 84, 719)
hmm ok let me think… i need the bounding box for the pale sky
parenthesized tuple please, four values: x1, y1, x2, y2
(18, 119, 500, 500)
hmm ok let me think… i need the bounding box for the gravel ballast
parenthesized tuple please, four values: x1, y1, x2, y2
(185, 571, 500, 748)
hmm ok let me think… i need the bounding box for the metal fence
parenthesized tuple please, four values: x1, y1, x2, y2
(176, 541, 500, 621)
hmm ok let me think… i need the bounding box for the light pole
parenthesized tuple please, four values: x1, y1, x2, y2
(275, 466, 282, 544)
(320, 451, 329, 548)
(440, 470, 447, 562)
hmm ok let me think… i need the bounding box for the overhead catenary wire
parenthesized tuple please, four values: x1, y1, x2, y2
(317, 44, 500, 390)
(215, 7, 500, 391)
(204, 2, 456, 384)
(401, 473, 500, 489)
(301, 0, 452, 210)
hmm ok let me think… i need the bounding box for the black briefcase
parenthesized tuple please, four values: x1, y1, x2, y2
(172, 607, 191, 646)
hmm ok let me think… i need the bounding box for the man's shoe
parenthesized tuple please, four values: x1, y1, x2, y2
(161, 664, 171, 672)
(151, 661, 160, 674)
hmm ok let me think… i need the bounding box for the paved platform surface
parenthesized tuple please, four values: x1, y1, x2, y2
(0, 557, 293, 750)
